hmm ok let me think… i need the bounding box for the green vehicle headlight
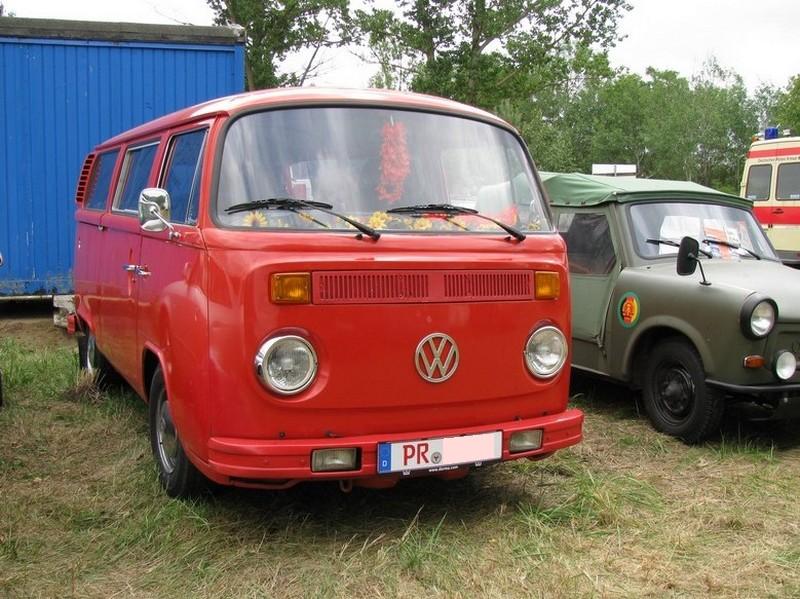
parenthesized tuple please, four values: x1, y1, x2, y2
(775, 351, 797, 381)
(740, 296, 777, 339)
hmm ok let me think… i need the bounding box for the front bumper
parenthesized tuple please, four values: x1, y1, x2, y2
(198, 409, 584, 489)
(706, 379, 800, 397)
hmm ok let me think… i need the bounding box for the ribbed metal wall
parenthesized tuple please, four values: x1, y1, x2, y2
(0, 36, 245, 296)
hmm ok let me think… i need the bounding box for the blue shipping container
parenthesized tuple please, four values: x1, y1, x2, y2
(0, 18, 245, 296)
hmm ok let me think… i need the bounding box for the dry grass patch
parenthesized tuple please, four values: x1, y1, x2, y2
(1, 338, 799, 598)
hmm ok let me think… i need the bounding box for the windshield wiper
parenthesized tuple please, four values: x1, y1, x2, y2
(646, 237, 681, 249)
(225, 197, 380, 241)
(647, 237, 713, 257)
(386, 203, 526, 242)
(703, 237, 761, 260)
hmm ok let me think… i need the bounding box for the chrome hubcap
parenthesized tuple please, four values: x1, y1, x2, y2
(156, 395, 179, 474)
(85, 335, 97, 376)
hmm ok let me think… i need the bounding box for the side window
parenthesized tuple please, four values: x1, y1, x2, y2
(85, 150, 119, 210)
(776, 163, 800, 200)
(558, 212, 616, 275)
(745, 164, 772, 201)
(115, 142, 159, 212)
(161, 129, 207, 224)
(86, 150, 119, 210)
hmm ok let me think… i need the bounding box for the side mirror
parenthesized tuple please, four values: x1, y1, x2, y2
(139, 188, 179, 239)
(677, 236, 711, 286)
(676, 236, 698, 276)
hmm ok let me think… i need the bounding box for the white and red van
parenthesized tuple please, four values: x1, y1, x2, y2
(740, 128, 800, 267)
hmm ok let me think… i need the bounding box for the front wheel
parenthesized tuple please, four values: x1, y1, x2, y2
(641, 339, 724, 443)
(148, 367, 206, 497)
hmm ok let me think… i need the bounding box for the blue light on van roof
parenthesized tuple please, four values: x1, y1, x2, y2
(765, 127, 779, 140)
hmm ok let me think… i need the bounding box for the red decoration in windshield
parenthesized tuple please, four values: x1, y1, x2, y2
(377, 121, 410, 203)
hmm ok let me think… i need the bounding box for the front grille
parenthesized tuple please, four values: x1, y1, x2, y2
(312, 270, 534, 304)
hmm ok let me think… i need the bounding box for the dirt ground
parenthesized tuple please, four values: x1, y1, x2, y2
(0, 300, 73, 349)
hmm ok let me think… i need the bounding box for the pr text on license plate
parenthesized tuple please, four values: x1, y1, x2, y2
(377, 431, 502, 475)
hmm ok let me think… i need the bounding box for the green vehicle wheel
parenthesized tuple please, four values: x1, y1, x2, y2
(642, 339, 724, 443)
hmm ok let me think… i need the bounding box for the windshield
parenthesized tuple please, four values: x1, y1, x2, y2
(629, 201, 778, 261)
(215, 107, 550, 233)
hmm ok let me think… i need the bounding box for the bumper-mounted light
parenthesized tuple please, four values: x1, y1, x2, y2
(312, 448, 359, 472)
(509, 429, 543, 453)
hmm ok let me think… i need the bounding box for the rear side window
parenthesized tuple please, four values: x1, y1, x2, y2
(777, 163, 800, 200)
(85, 150, 119, 211)
(558, 212, 616, 275)
(161, 129, 207, 224)
(745, 164, 772, 201)
(115, 142, 159, 212)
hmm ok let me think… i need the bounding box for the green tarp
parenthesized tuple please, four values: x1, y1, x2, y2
(540, 172, 751, 210)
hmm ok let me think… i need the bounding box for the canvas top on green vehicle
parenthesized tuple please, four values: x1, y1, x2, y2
(540, 172, 752, 210)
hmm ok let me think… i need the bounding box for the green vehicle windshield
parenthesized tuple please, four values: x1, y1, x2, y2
(629, 201, 778, 261)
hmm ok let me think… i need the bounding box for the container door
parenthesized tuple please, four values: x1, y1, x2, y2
(98, 141, 160, 386)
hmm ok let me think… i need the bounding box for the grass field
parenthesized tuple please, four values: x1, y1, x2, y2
(1, 317, 800, 598)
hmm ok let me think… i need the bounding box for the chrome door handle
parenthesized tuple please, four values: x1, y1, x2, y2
(136, 266, 151, 277)
(123, 264, 138, 272)
(97, 224, 106, 231)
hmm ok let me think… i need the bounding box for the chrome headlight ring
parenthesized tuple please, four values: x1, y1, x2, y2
(524, 325, 568, 379)
(254, 335, 318, 395)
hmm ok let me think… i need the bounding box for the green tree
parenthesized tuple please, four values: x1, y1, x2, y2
(775, 75, 800, 133)
(357, 0, 631, 108)
(208, 0, 352, 90)
(686, 61, 755, 190)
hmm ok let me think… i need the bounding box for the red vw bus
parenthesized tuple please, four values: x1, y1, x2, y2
(72, 88, 582, 497)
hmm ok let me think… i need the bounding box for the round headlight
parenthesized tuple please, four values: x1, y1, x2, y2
(524, 326, 568, 379)
(254, 335, 318, 395)
(775, 351, 797, 381)
(750, 300, 776, 338)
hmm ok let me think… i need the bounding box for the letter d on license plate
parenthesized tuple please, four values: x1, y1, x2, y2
(377, 431, 502, 474)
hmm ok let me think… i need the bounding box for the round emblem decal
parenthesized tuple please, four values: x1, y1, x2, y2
(415, 333, 459, 383)
(618, 292, 641, 328)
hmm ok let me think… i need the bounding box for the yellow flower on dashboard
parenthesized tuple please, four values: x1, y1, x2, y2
(413, 217, 432, 231)
(368, 211, 389, 229)
(242, 211, 268, 227)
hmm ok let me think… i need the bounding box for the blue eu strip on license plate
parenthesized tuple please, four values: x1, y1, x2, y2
(377, 431, 502, 474)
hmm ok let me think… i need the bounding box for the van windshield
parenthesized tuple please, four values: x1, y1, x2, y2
(215, 107, 550, 233)
(629, 201, 778, 261)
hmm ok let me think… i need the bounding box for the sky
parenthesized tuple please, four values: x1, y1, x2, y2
(5, 0, 799, 91)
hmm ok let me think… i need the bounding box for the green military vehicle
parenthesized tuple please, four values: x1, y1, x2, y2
(541, 172, 800, 442)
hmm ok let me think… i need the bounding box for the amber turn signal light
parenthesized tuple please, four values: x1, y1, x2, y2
(271, 272, 311, 304)
(742, 355, 765, 369)
(534, 271, 560, 300)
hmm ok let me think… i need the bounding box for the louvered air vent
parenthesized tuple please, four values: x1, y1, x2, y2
(312, 270, 534, 304)
(314, 272, 430, 304)
(75, 153, 96, 204)
(443, 271, 532, 301)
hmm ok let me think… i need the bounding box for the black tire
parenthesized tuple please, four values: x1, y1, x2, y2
(77, 331, 121, 387)
(641, 338, 724, 443)
(148, 367, 206, 498)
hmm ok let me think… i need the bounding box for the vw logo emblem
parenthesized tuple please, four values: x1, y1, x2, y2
(415, 333, 459, 383)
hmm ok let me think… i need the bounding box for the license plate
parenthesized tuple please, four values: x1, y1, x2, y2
(377, 431, 502, 475)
